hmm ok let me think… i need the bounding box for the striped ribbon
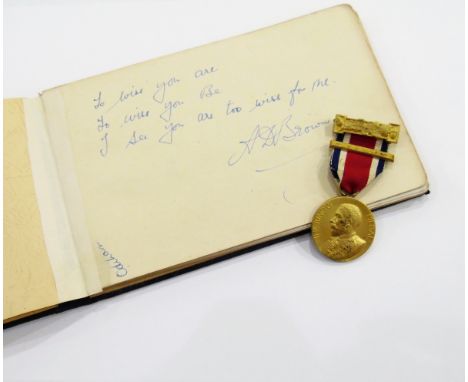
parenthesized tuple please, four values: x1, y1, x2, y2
(330, 133, 389, 195)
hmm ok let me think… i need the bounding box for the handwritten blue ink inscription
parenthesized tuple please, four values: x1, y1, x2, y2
(153, 77, 180, 104)
(89, 69, 333, 159)
(160, 100, 184, 122)
(126, 131, 148, 148)
(200, 84, 221, 99)
(97, 242, 128, 277)
(226, 100, 242, 115)
(288, 80, 306, 106)
(107, 86, 144, 112)
(159, 122, 184, 144)
(249, 93, 281, 112)
(194, 66, 217, 78)
(93, 91, 105, 109)
(123, 108, 150, 126)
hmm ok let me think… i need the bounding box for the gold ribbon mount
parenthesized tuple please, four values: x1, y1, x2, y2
(330, 114, 401, 162)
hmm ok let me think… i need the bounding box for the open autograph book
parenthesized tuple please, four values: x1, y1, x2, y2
(4, 4, 428, 324)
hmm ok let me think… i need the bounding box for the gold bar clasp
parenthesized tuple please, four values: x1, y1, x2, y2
(330, 140, 395, 162)
(333, 114, 400, 143)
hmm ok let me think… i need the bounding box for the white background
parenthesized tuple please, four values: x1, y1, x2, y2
(3, 1, 464, 381)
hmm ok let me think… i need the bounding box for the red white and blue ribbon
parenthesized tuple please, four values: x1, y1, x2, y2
(330, 133, 389, 195)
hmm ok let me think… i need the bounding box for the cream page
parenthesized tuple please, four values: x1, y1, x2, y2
(4, 99, 59, 321)
(41, 5, 426, 288)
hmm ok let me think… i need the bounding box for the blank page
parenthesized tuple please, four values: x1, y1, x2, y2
(4, 99, 59, 321)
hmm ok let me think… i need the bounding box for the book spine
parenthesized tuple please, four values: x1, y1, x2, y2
(24, 97, 102, 301)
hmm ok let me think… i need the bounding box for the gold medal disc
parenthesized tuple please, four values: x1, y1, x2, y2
(311, 196, 375, 262)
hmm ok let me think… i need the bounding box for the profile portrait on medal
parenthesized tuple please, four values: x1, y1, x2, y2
(326, 203, 366, 260)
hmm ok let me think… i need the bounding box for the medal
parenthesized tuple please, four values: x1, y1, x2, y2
(312, 115, 400, 261)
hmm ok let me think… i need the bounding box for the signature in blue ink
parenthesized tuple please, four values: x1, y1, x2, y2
(227, 114, 329, 166)
(255, 150, 315, 173)
(96, 242, 128, 277)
